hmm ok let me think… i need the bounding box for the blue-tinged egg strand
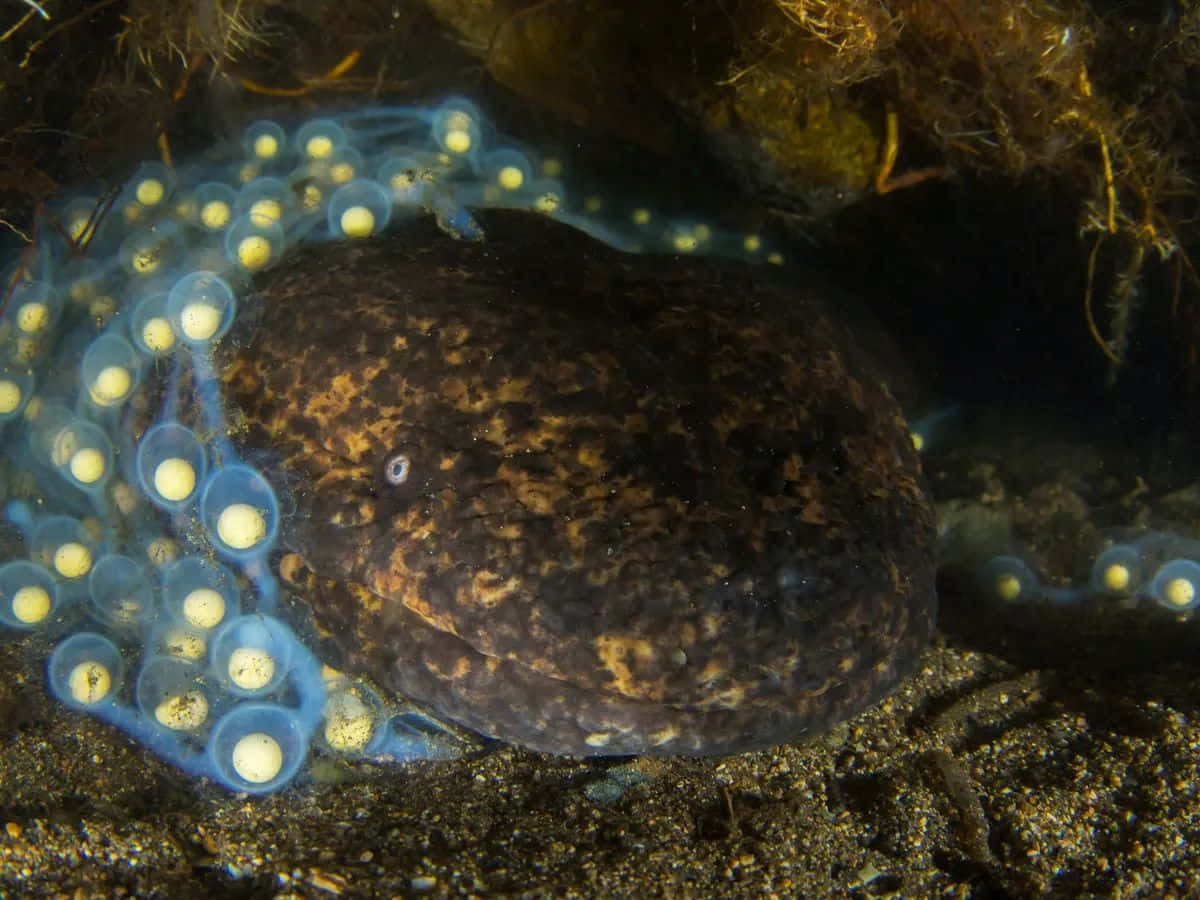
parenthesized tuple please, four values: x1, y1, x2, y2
(0, 97, 789, 794)
(910, 410, 1200, 621)
(974, 532, 1200, 615)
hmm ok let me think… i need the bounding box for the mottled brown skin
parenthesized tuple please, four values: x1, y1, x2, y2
(217, 211, 935, 757)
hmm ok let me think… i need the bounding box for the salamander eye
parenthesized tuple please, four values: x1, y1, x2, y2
(384, 453, 411, 486)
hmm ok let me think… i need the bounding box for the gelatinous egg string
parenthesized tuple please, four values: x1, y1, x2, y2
(908, 408, 1200, 620)
(970, 532, 1200, 614)
(7, 95, 783, 794)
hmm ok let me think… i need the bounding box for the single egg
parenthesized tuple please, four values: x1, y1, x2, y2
(217, 503, 267, 550)
(155, 690, 209, 731)
(228, 646, 275, 691)
(68, 660, 111, 705)
(182, 587, 226, 629)
(232, 732, 284, 784)
(11, 585, 51, 624)
(53, 542, 92, 578)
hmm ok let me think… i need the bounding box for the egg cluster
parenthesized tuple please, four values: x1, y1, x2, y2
(975, 532, 1200, 614)
(0, 97, 787, 793)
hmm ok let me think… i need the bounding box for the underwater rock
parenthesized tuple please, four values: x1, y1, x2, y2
(216, 209, 936, 757)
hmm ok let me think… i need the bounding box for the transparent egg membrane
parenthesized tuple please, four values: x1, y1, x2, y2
(0, 96, 1195, 794)
(0, 96, 792, 794)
